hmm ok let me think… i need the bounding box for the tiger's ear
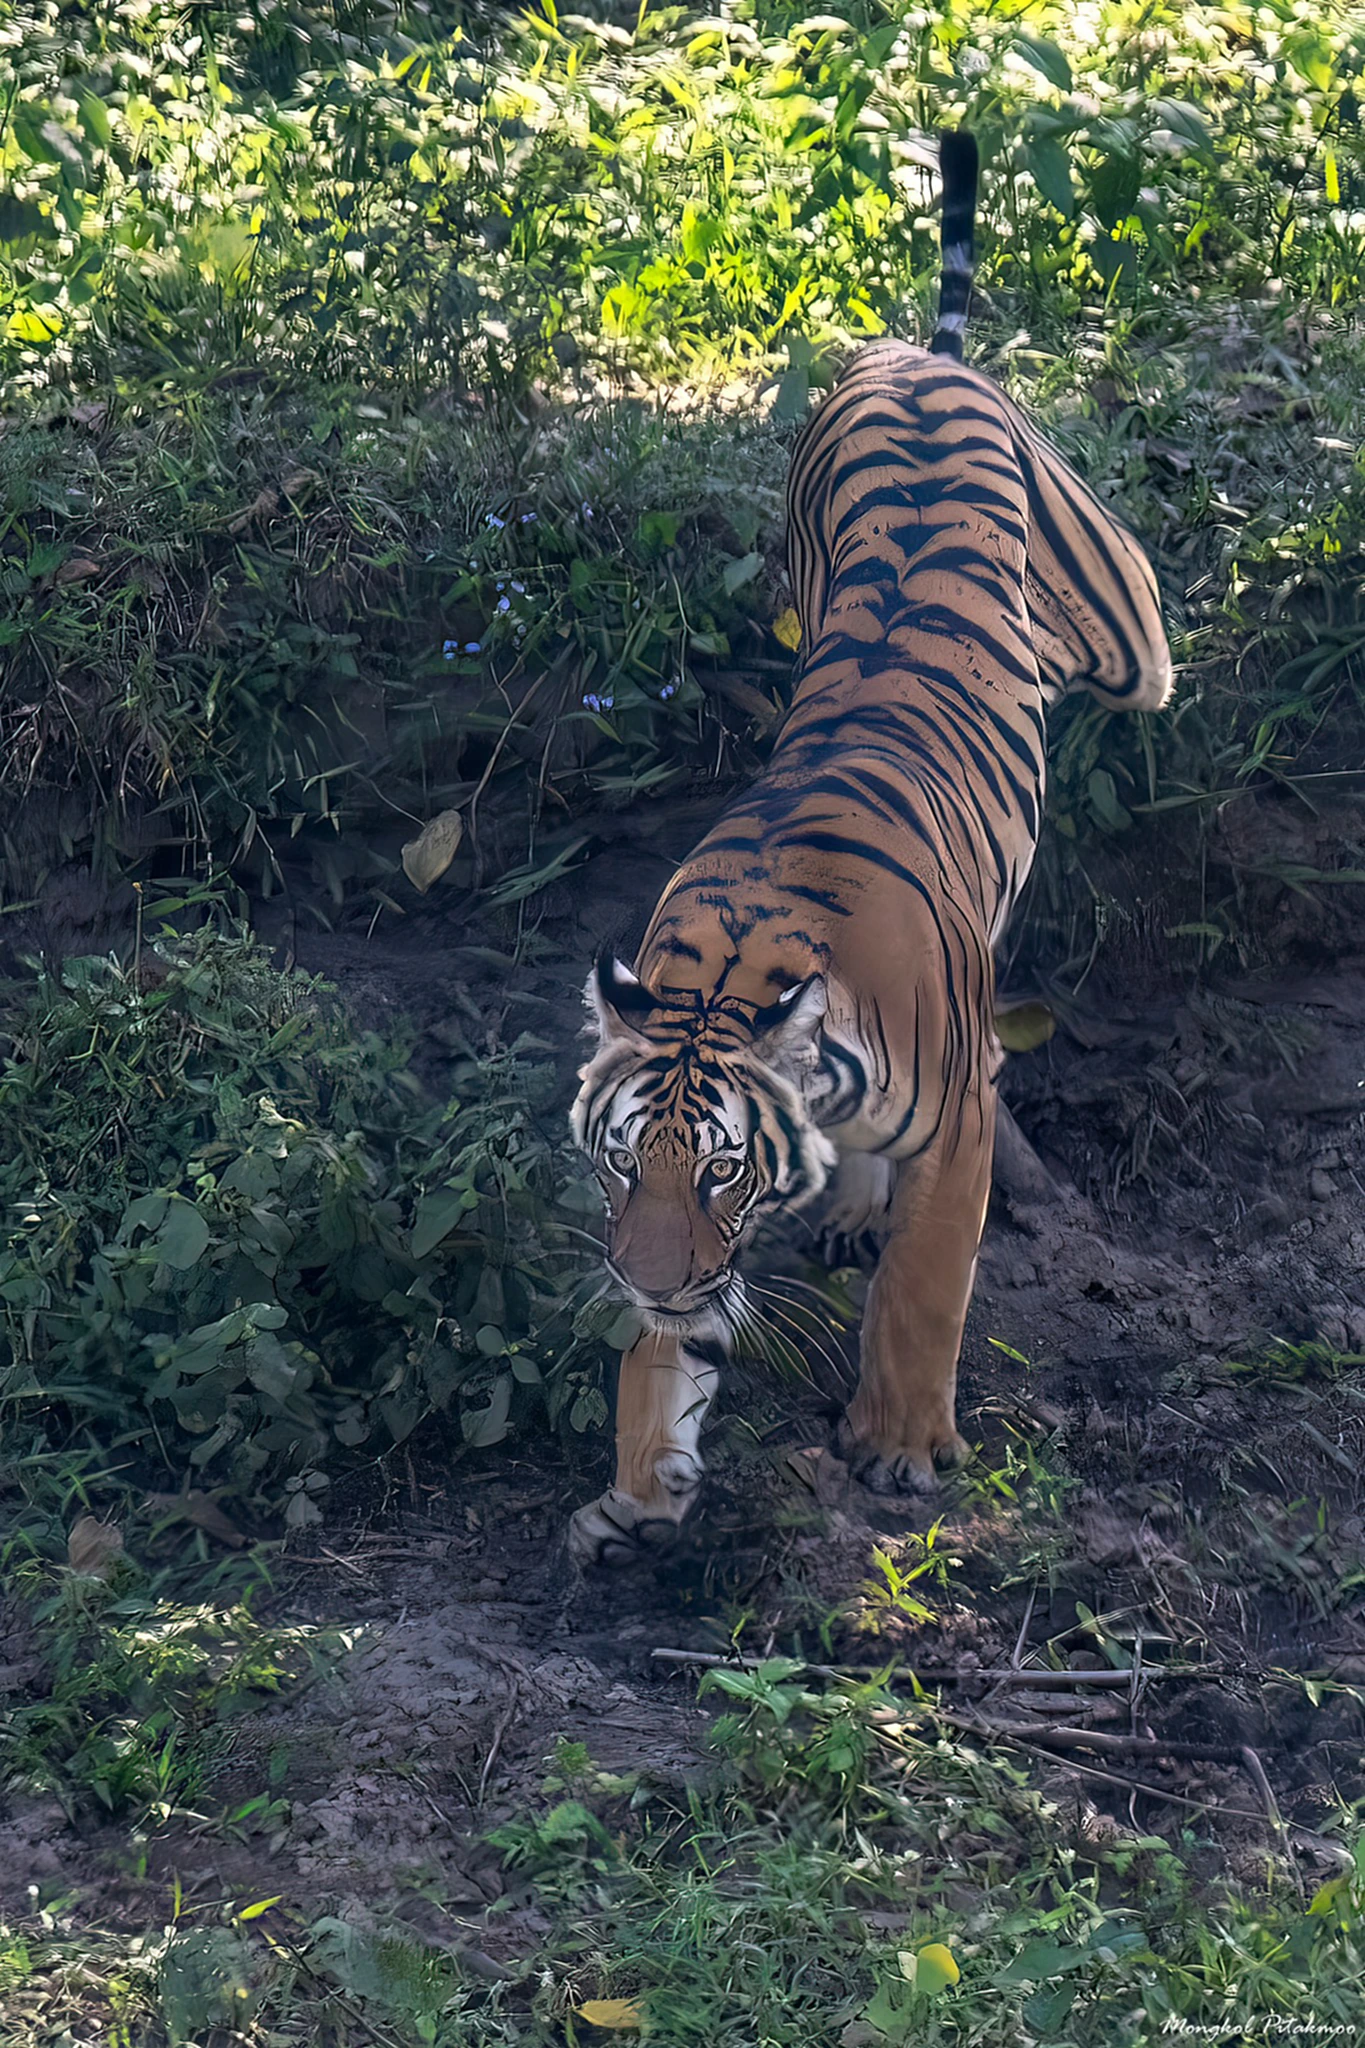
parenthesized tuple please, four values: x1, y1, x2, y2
(586, 952, 657, 1047)
(750, 975, 827, 1072)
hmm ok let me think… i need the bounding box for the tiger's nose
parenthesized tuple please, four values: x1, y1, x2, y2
(611, 1188, 704, 1300)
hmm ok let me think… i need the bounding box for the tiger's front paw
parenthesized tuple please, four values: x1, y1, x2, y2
(567, 1453, 703, 1568)
(838, 1416, 971, 1495)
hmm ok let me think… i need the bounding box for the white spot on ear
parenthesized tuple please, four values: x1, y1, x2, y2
(752, 976, 827, 1076)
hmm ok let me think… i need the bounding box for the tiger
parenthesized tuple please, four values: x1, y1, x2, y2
(568, 129, 1172, 1566)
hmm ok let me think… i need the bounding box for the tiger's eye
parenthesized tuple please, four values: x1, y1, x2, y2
(607, 1147, 635, 1176)
(707, 1156, 742, 1184)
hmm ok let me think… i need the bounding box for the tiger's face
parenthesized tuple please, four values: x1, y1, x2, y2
(571, 955, 836, 1334)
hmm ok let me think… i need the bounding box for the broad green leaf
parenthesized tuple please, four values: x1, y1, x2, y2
(462, 1371, 513, 1446)
(77, 93, 112, 148)
(637, 508, 682, 554)
(1023, 1980, 1078, 2031)
(122, 1194, 170, 1237)
(156, 1201, 212, 1271)
(1086, 767, 1133, 832)
(994, 1937, 1090, 1985)
(774, 365, 810, 421)
(1029, 137, 1074, 219)
(1013, 35, 1072, 92)
(1151, 99, 1212, 153)
(411, 1185, 471, 1259)
(722, 551, 763, 594)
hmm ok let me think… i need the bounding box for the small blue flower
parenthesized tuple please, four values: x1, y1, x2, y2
(580, 501, 594, 520)
(443, 639, 459, 660)
(520, 511, 537, 524)
(496, 596, 511, 614)
(583, 691, 615, 713)
(510, 580, 525, 594)
(659, 680, 677, 699)
(485, 513, 506, 530)
(464, 641, 482, 655)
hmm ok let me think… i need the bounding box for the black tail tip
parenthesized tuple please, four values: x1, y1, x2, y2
(940, 128, 979, 192)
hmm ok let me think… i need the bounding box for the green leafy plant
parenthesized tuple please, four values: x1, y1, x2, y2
(853, 1522, 960, 1634)
(0, 925, 600, 1494)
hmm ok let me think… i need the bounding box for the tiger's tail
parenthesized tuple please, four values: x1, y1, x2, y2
(929, 129, 979, 361)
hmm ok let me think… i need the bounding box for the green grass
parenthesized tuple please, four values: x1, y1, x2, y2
(0, 384, 791, 908)
(2, 1, 1365, 974)
(4, 1659, 1365, 2045)
(6, 1338, 1365, 2046)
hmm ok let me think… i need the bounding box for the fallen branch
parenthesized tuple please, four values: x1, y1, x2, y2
(477, 1686, 520, 1807)
(977, 1737, 1270, 1824)
(1241, 1743, 1306, 1903)
(953, 1720, 1242, 1763)
(937, 1712, 1300, 1870)
(650, 1647, 1227, 1687)
(871, 1711, 1270, 1824)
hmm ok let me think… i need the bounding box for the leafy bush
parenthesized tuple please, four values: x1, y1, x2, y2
(4, 3, 1363, 392)
(0, 924, 603, 1499)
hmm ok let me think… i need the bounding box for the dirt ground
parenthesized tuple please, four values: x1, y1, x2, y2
(4, 786, 1365, 1949)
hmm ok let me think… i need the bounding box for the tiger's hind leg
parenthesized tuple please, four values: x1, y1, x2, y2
(816, 1150, 896, 1270)
(567, 1330, 718, 1568)
(840, 1097, 995, 1493)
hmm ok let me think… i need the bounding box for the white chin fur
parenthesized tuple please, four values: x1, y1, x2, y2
(638, 1279, 744, 1346)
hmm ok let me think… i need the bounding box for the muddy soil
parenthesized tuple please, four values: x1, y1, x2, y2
(4, 787, 1365, 1945)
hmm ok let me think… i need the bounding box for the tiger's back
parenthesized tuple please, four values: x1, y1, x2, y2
(636, 337, 1169, 1160)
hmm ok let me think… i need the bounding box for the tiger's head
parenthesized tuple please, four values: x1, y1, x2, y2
(570, 954, 837, 1335)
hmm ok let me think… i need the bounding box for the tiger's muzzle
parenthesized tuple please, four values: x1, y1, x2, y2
(606, 1178, 733, 1323)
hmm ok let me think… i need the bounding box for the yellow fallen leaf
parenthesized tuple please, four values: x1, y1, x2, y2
(67, 1515, 124, 1580)
(402, 808, 465, 893)
(772, 606, 802, 650)
(994, 999, 1055, 1053)
(576, 1998, 642, 2030)
(910, 1943, 960, 1994)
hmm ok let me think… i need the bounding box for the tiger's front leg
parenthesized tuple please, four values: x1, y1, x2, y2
(567, 1329, 719, 1567)
(840, 1095, 995, 1493)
